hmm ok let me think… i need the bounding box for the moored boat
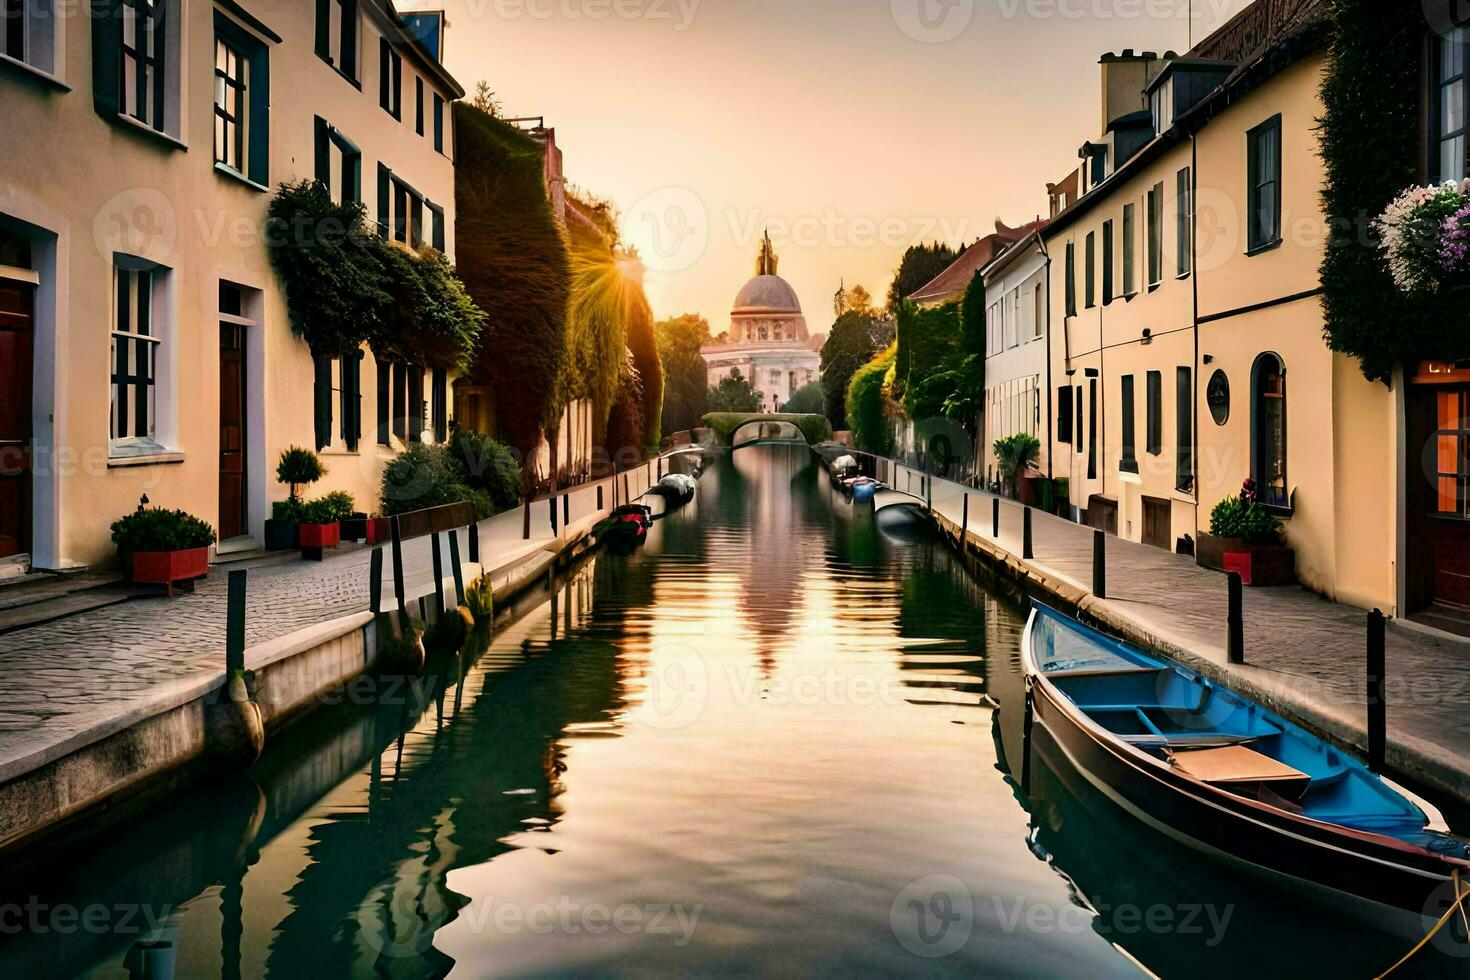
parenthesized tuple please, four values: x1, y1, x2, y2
(592, 504, 652, 549)
(1021, 603, 1470, 928)
(646, 473, 697, 509)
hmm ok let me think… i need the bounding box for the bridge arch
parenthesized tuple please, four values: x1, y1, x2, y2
(702, 412, 833, 449)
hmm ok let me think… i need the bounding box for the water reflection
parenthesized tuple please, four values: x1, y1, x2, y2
(0, 445, 1452, 977)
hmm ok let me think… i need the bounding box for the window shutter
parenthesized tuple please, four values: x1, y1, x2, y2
(377, 163, 390, 234)
(340, 1, 357, 78)
(376, 359, 391, 445)
(1176, 367, 1193, 492)
(431, 205, 445, 252)
(313, 352, 333, 451)
(315, 0, 330, 59)
(313, 117, 331, 188)
(340, 350, 362, 452)
(408, 365, 425, 443)
(1057, 386, 1073, 444)
(91, 0, 124, 119)
(432, 367, 447, 442)
(416, 77, 425, 135)
(379, 37, 389, 108)
(392, 52, 402, 118)
(434, 95, 444, 152)
(1121, 375, 1137, 473)
(1146, 370, 1162, 454)
(247, 46, 270, 185)
(392, 361, 407, 441)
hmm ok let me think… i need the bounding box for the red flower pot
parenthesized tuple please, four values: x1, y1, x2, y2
(299, 522, 341, 549)
(1223, 546, 1296, 587)
(131, 547, 209, 596)
(368, 517, 390, 543)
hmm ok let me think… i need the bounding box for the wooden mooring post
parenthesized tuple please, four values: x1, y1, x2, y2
(1227, 572, 1244, 664)
(1092, 529, 1106, 599)
(369, 548, 383, 616)
(1022, 507, 1034, 560)
(960, 494, 969, 549)
(226, 569, 246, 674)
(992, 497, 1000, 538)
(1367, 608, 1386, 772)
(468, 522, 480, 564)
(431, 532, 446, 617)
(448, 530, 465, 606)
(391, 516, 407, 618)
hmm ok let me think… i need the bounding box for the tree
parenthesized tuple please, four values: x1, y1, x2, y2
(707, 368, 762, 413)
(847, 345, 897, 455)
(820, 308, 894, 430)
(655, 313, 712, 436)
(993, 433, 1040, 499)
(471, 81, 503, 118)
(960, 270, 986, 357)
(886, 242, 959, 311)
(781, 380, 823, 414)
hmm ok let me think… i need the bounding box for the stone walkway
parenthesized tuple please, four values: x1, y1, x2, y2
(882, 460, 1470, 807)
(0, 465, 659, 777)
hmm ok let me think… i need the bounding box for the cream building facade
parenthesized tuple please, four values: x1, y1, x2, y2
(702, 233, 821, 413)
(981, 229, 1050, 486)
(1043, 2, 1398, 611)
(0, 0, 463, 569)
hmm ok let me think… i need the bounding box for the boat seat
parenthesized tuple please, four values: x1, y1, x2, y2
(1167, 745, 1311, 801)
(1123, 733, 1262, 748)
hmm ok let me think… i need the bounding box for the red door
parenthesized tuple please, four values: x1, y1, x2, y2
(0, 280, 34, 559)
(219, 321, 247, 540)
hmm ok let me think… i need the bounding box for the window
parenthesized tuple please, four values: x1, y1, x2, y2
(1252, 353, 1288, 508)
(1004, 290, 1018, 349)
(3, 0, 58, 73)
(121, 0, 166, 129)
(1247, 115, 1282, 251)
(1032, 281, 1043, 340)
(316, 0, 357, 80)
(1120, 375, 1138, 473)
(1176, 167, 1191, 276)
(314, 118, 362, 204)
(392, 361, 408, 442)
(378, 166, 427, 245)
(1084, 232, 1095, 309)
(1057, 386, 1073, 444)
(377, 359, 391, 446)
(1101, 220, 1114, 304)
(379, 37, 401, 118)
(1087, 378, 1098, 480)
(408, 365, 426, 442)
(1147, 182, 1163, 286)
(433, 93, 445, 153)
(1146, 370, 1162, 455)
(415, 76, 425, 136)
(1176, 366, 1193, 493)
(214, 40, 246, 172)
(1435, 27, 1469, 183)
(429, 202, 446, 252)
(1074, 384, 1084, 454)
(312, 353, 333, 451)
(1064, 242, 1076, 316)
(110, 262, 166, 453)
(1432, 387, 1470, 516)
(1122, 203, 1135, 295)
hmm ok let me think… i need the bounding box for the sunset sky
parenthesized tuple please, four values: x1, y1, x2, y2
(431, 0, 1252, 336)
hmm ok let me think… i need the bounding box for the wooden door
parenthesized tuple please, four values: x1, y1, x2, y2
(1429, 384, 1470, 607)
(1141, 496, 1171, 551)
(0, 280, 33, 559)
(219, 321, 247, 540)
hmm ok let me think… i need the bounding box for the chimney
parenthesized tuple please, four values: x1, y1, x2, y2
(1098, 49, 1172, 135)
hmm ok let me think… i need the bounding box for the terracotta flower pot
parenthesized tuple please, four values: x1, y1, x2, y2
(131, 547, 209, 596)
(299, 522, 340, 561)
(1195, 533, 1247, 572)
(1223, 546, 1296, 587)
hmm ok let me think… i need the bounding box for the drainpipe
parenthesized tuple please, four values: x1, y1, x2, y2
(1190, 128, 1201, 546)
(1038, 234, 1055, 484)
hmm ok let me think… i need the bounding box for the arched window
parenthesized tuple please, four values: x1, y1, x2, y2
(1251, 353, 1288, 508)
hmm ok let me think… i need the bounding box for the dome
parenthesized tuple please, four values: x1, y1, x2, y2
(733, 274, 802, 314)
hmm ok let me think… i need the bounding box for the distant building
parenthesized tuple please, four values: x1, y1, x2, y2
(702, 233, 821, 413)
(907, 219, 1047, 308)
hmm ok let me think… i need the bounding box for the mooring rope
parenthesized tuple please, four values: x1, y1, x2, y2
(1375, 869, 1470, 978)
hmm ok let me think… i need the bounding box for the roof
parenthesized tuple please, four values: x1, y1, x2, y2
(373, 1, 465, 99)
(733, 274, 802, 315)
(907, 218, 1047, 303)
(1043, 0, 1328, 240)
(982, 221, 1052, 281)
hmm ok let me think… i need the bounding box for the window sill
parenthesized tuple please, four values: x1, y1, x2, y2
(1245, 237, 1282, 257)
(108, 112, 188, 152)
(1118, 466, 1141, 484)
(0, 53, 69, 91)
(1259, 502, 1293, 518)
(1147, 281, 1162, 293)
(1175, 271, 1192, 281)
(1171, 489, 1196, 504)
(319, 448, 361, 458)
(108, 450, 185, 468)
(213, 162, 269, 193)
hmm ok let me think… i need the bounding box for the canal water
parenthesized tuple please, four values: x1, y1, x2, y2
(2, 445, 1463, 977)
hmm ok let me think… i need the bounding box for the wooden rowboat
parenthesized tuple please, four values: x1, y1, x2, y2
(1021, 603, 1470, 924)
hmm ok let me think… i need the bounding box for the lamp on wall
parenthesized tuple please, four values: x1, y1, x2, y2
(1140, 328, 1153, 346)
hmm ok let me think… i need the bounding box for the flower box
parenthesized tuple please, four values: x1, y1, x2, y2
(1222, 546, 1296, 587)
(339, 515, 391, 544)
(298, 521, 340, 561)
(264, 518, 299, 551)
(131, 547, 209, 596)
(1195, 533, 1247, 572)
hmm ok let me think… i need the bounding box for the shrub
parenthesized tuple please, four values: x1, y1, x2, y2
(271, 499, 305, 523)
(111, 507, 217, 555)
(993, 433, 1041, 498)
(301, 491, 355, 524)
(1209, 495, 1283, 545)
(276, 446, 326, 502)
(380, 443, 493, 519)
(846, 344, 896, 455)
(448, 428, 522, 512)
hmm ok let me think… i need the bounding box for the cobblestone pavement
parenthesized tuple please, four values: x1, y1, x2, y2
(891, 462, 1470, 802)
(0, 467, 657, 768)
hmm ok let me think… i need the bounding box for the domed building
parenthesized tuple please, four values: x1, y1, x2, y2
(702, 232, 822, 413)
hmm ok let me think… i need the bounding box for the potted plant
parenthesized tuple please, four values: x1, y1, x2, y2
(1198, 480, 1294, 586)
(993, 433, 1041, 501)
(111, 502, 217, 596)
(298, 491, 354, 559)
(266, 446, 326, 550)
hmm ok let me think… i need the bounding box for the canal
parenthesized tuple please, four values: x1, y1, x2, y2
(1, 445, 1462, 977)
